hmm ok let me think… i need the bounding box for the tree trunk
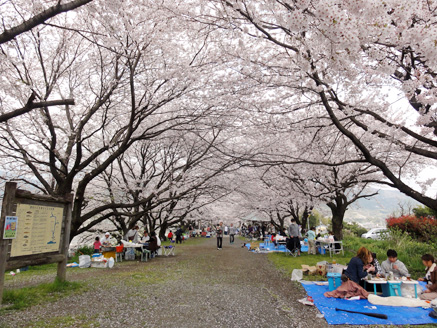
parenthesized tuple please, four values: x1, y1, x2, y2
(331, 208, 346, 240)
(327, 193, 348, 240)
(300, 206, 313, 232)
(159, 221, 168, 240)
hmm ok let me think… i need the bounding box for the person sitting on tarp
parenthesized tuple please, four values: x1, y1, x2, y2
(371, 252, 383, 276)
(381, 249, 409, 279)
(344, 247, 375, 284)
(363, 252, 383, 292)
(271, 233, 277, 248)
(418, 254, 437, 301)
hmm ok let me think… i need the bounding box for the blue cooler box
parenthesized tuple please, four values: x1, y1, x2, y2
(327, 272, 342, 291)
(381, 281, 402, 297)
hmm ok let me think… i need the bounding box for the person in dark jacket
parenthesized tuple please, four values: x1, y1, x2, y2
(148, 231, 159, 257)
(344, 247, 375, 284)
(175, 227, 183, 244)
(216, 222, 224, 250)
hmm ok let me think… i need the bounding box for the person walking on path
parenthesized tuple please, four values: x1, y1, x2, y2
(307, 226, 316, 255)
(229, 223, 236, 244)
(216, 222, 224, 250)
(287, 219, 301, 256)
(175, 227, 183, 244)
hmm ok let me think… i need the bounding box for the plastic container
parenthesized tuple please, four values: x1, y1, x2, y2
(90, 261, 107, 268)
(317, 247, 326, 255)
(327, 272, 342, 291)
(331, 264, 345, 274)
(102, 251, 116, 259)
(382, 281, 402, 297)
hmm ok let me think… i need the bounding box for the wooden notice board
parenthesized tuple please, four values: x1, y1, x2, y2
(11, 202, 64, 257)
(0, 182, 73, 305)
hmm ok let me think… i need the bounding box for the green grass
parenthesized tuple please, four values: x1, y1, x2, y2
(1, 278, 83, 313)
(268, 232, 437, 281)
(268, 250, 354, 281)
(162, 236, 207, 247)
(343, 231, 437, 279)
(26, 314, 100, 328)
(4, 263, 58, 281)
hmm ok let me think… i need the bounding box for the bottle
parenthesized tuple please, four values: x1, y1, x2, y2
(332, 259, 337, 265)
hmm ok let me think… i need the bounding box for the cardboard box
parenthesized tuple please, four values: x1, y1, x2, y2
(317, 264, 327, 276)
(301, 265, 317, 275)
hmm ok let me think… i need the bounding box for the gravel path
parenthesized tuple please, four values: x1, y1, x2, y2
(1, 238, 329, 328)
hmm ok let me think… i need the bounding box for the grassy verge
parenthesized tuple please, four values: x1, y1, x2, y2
(268, 250, 354, 281)
(4, 263, 58, 282)
(25, 314, 100, 328)
(269, 231, 437, 280)
(1, 279, 83, 313)
(343, 231, 437, 279)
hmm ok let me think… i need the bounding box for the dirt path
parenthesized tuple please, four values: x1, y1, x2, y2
(1, 238, 329, 328)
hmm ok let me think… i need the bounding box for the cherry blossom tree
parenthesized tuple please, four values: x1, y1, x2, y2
(86, 129, 239, 239)
(0, 0, 95, 122)
(201, 0, 437, 211)
(0, 0, 93, 45)
(0, 1, 240, 239)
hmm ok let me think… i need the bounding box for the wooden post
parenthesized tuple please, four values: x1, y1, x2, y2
(0, 182, 17, 305)
(56, 194, 73, 282)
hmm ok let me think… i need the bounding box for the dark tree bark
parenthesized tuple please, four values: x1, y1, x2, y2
(0, 0, 93, 45)
(327, 193, 348, 240)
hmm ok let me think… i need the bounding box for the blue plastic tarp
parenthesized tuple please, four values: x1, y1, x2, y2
(301, 281, 437, 325)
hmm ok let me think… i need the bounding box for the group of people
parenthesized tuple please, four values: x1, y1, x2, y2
(167, 227, 184, 244)
(93, 227, 162, 258)
(268, 220, 338, 257)
(215, 222, 237, 250)
(344, 247, 437, 301)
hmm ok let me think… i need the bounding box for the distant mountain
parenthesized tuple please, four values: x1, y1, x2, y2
(319, 187, 421, 229)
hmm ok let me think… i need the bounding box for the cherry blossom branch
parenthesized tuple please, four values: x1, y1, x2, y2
(0, 0, 93, 44)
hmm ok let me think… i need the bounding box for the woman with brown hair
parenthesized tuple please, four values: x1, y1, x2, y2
(344, 247, 376, 284)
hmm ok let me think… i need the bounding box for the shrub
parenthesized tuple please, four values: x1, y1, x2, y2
(343, 222, 367, 237)
(413, 205, 437, 219)
(386, 215, 437, 242)
(70, 245, 94, 262)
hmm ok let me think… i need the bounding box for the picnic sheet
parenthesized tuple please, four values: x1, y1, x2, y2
(301, 281, 437, 325)
(259, 243, 309, 253)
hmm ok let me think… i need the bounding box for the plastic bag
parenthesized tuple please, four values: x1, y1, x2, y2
(78, 255, 91, 268)
(401, 283, 422, 298)
(291, 269, 303, 281)
(125, 248, 135, 260)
